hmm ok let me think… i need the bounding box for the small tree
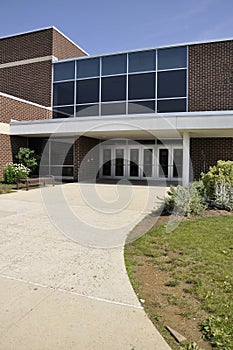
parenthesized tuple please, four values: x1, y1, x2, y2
(16, 147, 38, 173)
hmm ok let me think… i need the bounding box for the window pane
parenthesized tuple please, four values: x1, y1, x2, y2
(101, 76, 126, 102)
(157, 70, 186, 98)
(157, 99, 186, 113)
(143, 149, 153, 177)
(102, 54, 127, 75)
(102, 149, 111, 176)
(50, 140, 74, 166)
(101, 103, 126, 115)
(130, 149, 139, 177)
(159, 149, 169, 177)
(76, 104, 99, 117)
(53, 82, 74, 106)
(53, 106, 74, 118)
(158, 46, 187, 70)
(115, 149, 124, 176)
(128, 73, 155, 100)
(129, 50, 155, 72)
(53, 62, 75, 81)
(77, 58, 100, 78)
(128, 100, 155, 114)
(173, 149, 183, 178)
(76, 79, 99, 104)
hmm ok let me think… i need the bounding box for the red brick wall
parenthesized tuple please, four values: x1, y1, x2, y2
(189, 40, 233, 111)
(190, 138, 233, 179)
(52, 29, 87, 60)
(0, 61, 52, 106)
(0, 29, 53, 64)
(0, 135, 12, 177)
(74, 137, 100, 181)
(0, 95, 52, 124)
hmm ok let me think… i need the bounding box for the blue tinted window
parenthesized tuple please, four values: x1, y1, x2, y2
(76, 79, 99, 104)
(54, 62, 75, 81)
(101, 76, 126, 102)
(157, 99, 186, 113)
(129, 50, 155, 72)
(128, 100, 155, 114)
(158, 46, 187, 70)
(53, 82, 74, 106)
(53, 106, 74, 118)
(76, 104, 99, 117)
(77, 58, 100, 78)
(157, 70, 186, 98)
(101, 103, 126, 115)
(102, 54, 127, 75)
(128, 73, 155, 100)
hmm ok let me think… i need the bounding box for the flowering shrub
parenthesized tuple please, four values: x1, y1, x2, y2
(162, 181, 207, 216)
(201, 160, 233, 198)
(3, 163, 30, 184)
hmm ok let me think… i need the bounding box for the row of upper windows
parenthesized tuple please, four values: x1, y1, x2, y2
(53, 46, 187, 81)
(53, 70, 187, 106)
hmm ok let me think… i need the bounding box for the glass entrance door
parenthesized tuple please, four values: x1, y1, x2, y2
(129, 148, 140, 177)
(114, 148, 125, 177)
(172, 148, 183, 179)
(159, 148, 169, 178)
(102, 148, 112, 176)
(143, 148, 153, 178)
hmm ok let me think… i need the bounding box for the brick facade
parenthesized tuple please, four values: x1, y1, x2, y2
(0, 27, 87, 106)
(189, 40, 233, 111)
(190, 138, 233, 179)
(0, 94, 52, 124)
(74, 137, 100, 182)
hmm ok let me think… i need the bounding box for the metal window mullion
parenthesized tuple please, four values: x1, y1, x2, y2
(74, 61, 77, 117)
(99, 57, 102, 116)
(126, 53, 129, 114)
(186, 46, 189, 112)
(155, 49, 158, 113)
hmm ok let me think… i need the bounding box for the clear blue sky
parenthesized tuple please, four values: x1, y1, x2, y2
(1, 0, 233, 55)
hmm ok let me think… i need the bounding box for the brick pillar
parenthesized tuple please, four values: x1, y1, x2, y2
(74, 136, 100, 182)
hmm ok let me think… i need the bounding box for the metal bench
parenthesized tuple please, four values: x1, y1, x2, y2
(17, 176, 55, 190)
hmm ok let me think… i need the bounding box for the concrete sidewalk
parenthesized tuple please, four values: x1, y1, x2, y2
(0, 183, 171, 349)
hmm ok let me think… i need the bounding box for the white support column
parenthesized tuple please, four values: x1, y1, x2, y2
(182, 132, 190, 186)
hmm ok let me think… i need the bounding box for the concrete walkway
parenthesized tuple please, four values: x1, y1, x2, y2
(0, 183, 171, 349)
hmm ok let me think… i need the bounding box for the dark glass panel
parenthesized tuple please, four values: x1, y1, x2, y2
(101, 102, 126, 115)
(173, 149, 183, 178)
(101, 76, 126, 102)
(115, 149, 124, 177)
(50, 140, 74, 166)
(102, 54, 127, 75)
(130, 149, 139, 177)
(158, 46, 187, 70)
(102, 149, 112, 176)
(157, 98, 186, 113)
(143, 149, 153, 177)
(128, 73, 155, 100)
(157, 70, 186, 98)
(159, 149, 169, 178)
(53, 106, 74, 118)
(53, 82, 74, 106)
(77, 58, 100, 78)
(76, 78, 99, 104)
(128, 100, 155, 114)
(128, 50, 155, 72)
(76, 104, 99, 117)
(53, 61, 75, 81)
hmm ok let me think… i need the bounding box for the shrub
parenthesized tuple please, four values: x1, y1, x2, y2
(211, 180, 233, 211)
(3, 163, 30, 184)
(163, 181, 207, 216)
(16, 147, 38, 173)
(201, 160, 233, 199)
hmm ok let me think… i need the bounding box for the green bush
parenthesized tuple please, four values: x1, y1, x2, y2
(201, 160, 233, 199)
(16, 147, 38, 173)
(163, 181, 207, 216)
(3, 163, 30, 184)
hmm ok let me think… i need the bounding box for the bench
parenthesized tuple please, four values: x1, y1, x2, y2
(17, 176, 55, 191)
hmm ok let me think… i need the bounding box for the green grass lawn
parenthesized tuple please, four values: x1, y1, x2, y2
(125, 215, 233, 350)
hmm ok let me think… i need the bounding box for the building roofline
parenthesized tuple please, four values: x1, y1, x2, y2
(0, 26, 89, 56)
(54, 36, 233, 63)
